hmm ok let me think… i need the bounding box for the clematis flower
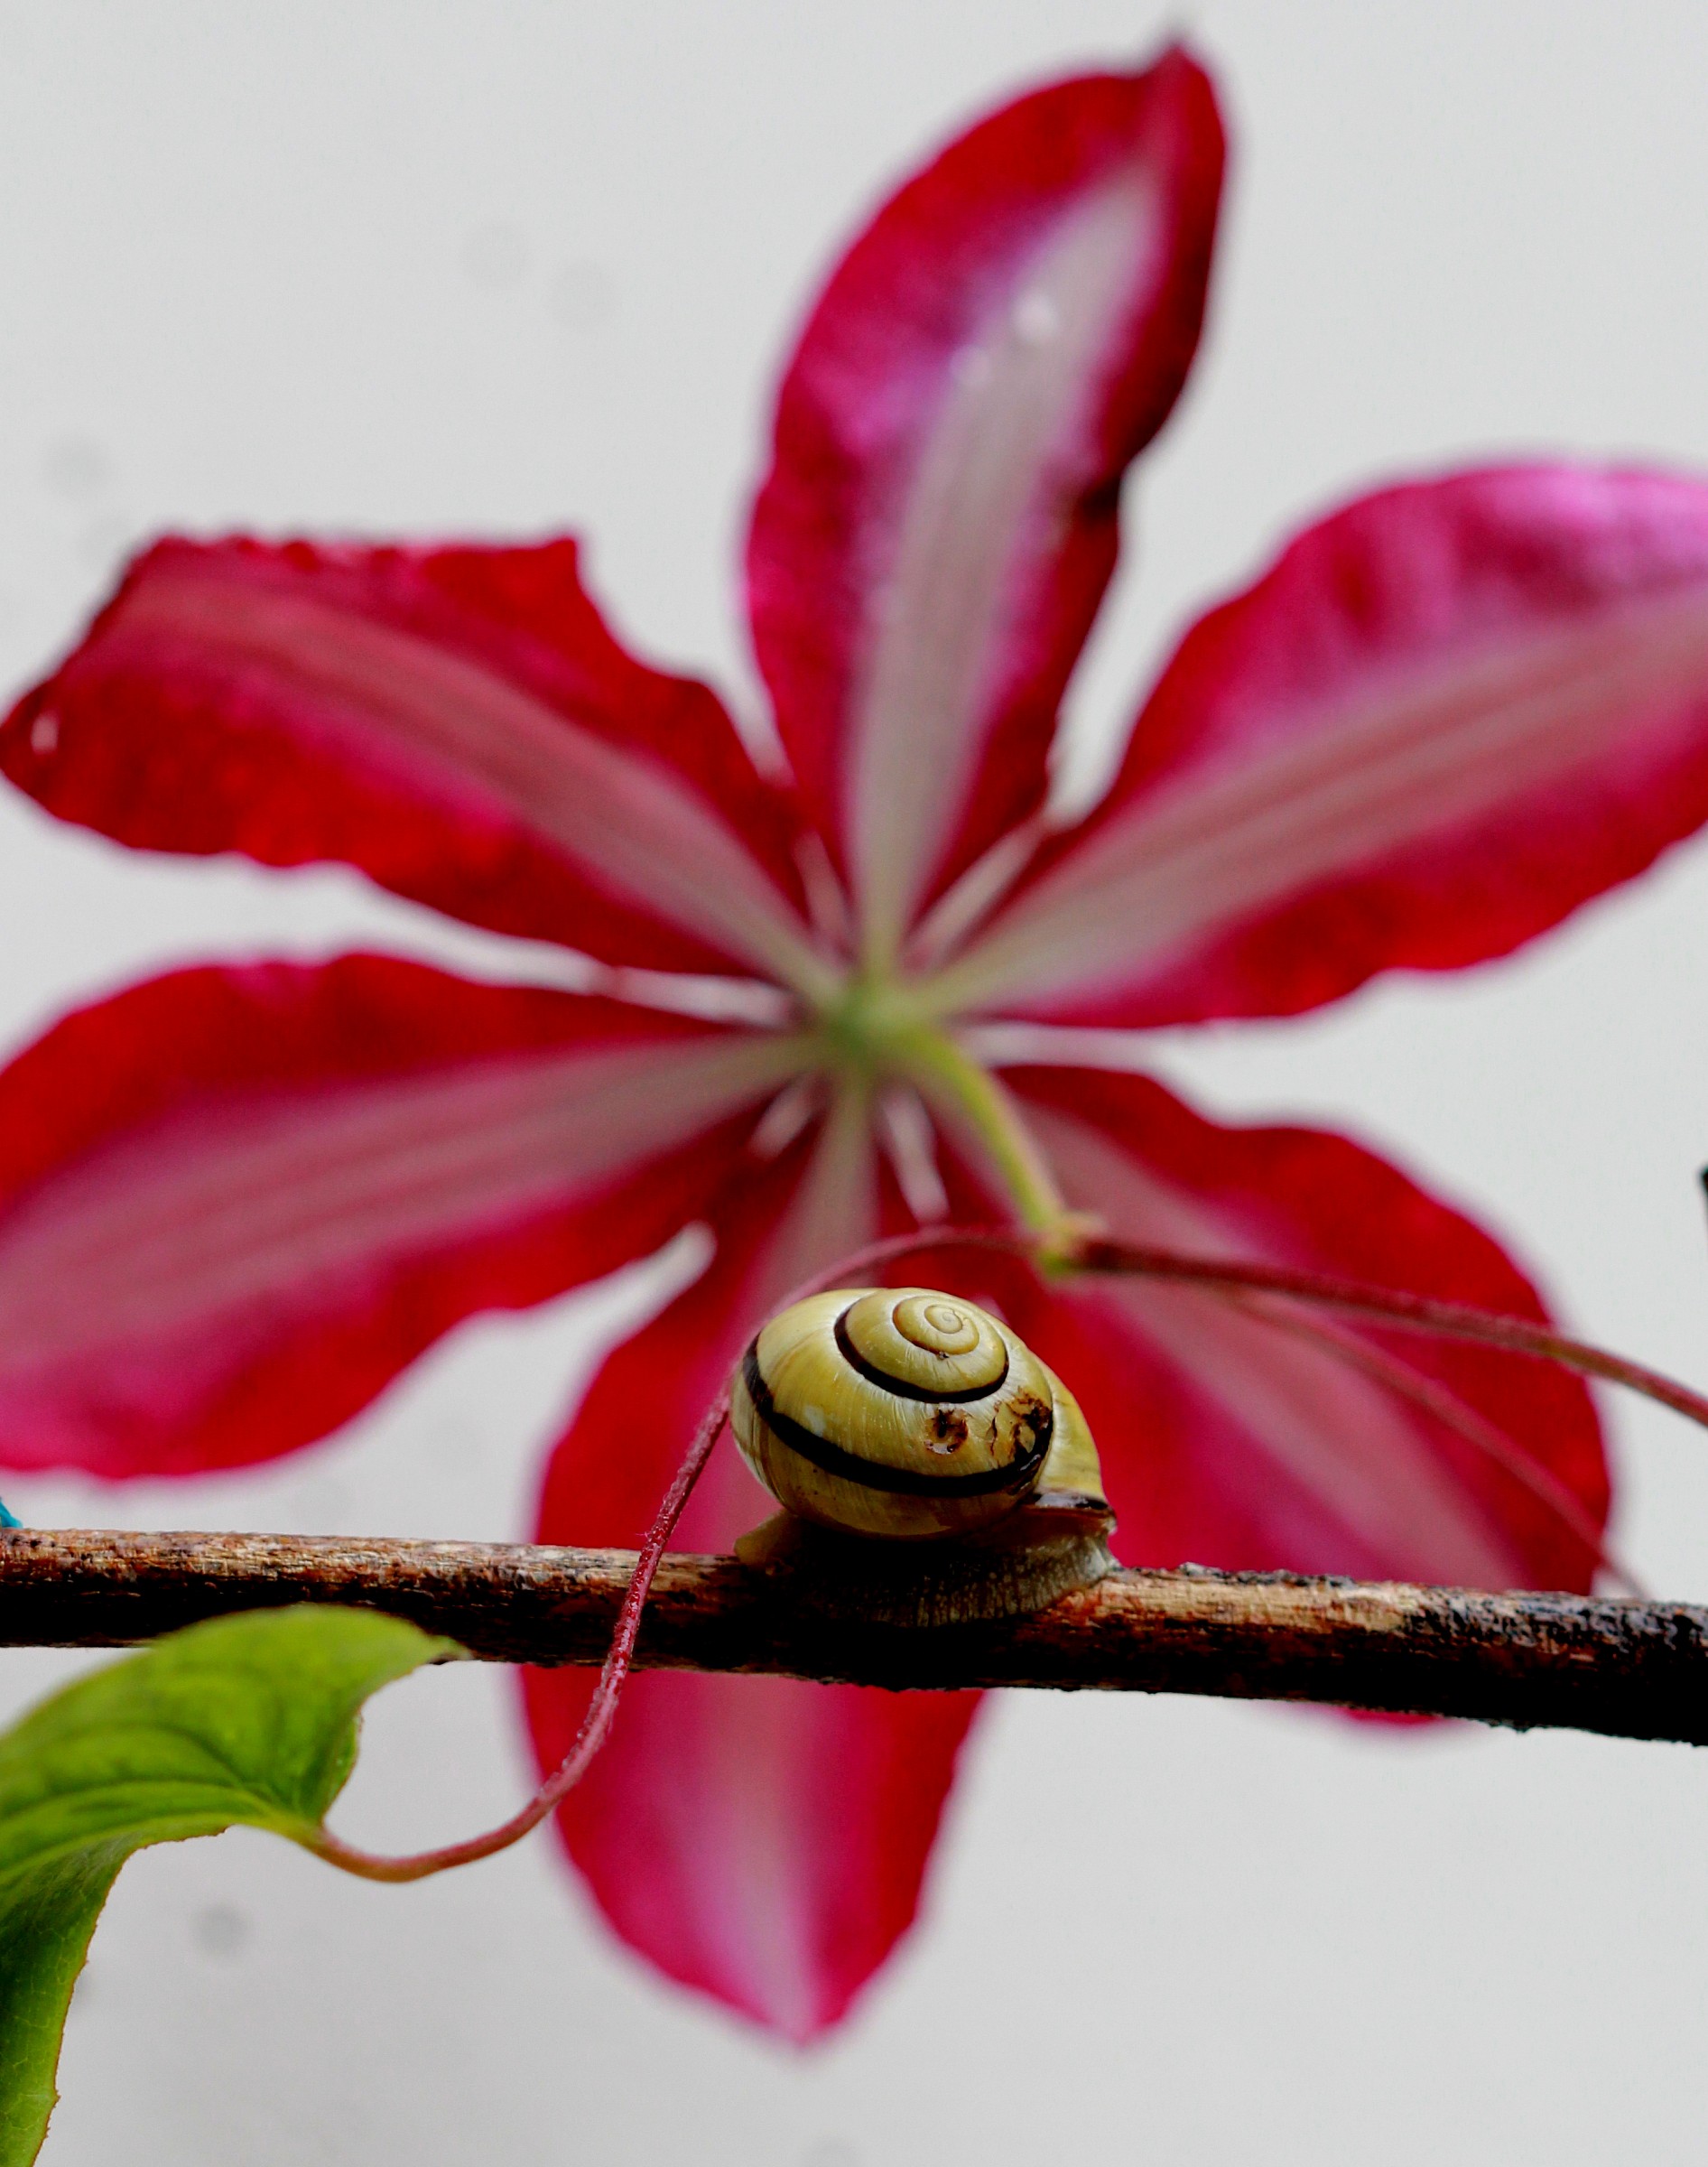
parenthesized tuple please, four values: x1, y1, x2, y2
(4, 41, 1708, 2039)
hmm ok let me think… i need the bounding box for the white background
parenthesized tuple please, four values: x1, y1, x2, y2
(3, 1, 1708, 2160)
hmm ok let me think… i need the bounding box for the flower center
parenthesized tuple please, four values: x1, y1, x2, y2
(810, 972, 923, 1075)
(803, 971, 1072, 1241)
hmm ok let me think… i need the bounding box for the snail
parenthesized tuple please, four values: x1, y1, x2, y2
(729, 1288, 1113, 1624)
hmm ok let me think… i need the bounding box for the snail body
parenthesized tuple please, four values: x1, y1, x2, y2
(731, 1287, 1109, 1553)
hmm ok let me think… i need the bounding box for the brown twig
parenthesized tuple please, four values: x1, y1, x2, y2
(4, 1526, 1708, 1744)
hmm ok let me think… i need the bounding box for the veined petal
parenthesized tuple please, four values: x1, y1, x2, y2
(0, 956, 799, 1478)
(931, 467, 1708, 1024)
(747, 46, 1224, 968)
(525, 1102, 979, 2041)
(2, 538, 830, 992)
(994, 1065, 1608, 1590)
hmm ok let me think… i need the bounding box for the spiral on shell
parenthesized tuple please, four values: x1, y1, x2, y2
(730, 1286, 1103, 1542)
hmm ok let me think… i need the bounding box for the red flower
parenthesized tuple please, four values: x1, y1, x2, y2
(4, 44, 1708, 2034)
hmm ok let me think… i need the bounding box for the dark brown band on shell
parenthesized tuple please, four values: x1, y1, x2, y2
(831, 1304, 1010, 1404)
(740, 1342, 1051, 1499)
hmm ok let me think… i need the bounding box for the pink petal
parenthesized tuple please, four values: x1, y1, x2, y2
(0, 956, 797, 1478)
(932, 466, 1708, 1024)
(991, 1065, 1608, 1590)
(3, 538, 829, 990)
(746, 46, 1223, 968)
(525, 1109, 979, 2041)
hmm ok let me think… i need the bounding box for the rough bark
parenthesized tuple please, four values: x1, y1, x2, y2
(1, 1526, 1705, 1743)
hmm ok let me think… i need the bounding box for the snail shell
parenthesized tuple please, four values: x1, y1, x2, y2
(731, 1286, 1105, 1543)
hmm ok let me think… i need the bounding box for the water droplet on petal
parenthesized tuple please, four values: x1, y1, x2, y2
(29, 712, 58, 758)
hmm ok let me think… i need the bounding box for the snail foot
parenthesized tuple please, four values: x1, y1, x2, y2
(733, 1493, 1114, 1628)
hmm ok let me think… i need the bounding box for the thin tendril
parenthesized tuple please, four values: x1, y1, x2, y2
(300, 1226, 990, 1886)
(1239, 1298, 1643, 1595)
(308, 1383, 731, 1885)
(304, 1226, 1014, 1884)
(1078, 1236, 1708, 1435)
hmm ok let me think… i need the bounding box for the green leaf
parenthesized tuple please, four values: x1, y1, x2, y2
(0, 1605, 457, 2165)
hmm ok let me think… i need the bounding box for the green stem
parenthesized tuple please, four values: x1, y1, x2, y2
(890, 1026, 1070, 1239)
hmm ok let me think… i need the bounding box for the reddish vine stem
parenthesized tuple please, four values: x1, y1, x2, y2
(296, 1233, 1014, 1881)
(307, 1384, 731, 1883)
(803, 1224, 1708, 1446)
(299, 1235, 1013, 1879)
(1226, 1299, 1644, 1593)
(1077, 1237, 1708, 1430)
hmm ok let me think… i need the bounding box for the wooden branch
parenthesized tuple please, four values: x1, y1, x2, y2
(2, 1526, 1706, 1744)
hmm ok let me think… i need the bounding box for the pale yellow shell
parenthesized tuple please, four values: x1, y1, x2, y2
(730, 1286, 1106, 1542)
